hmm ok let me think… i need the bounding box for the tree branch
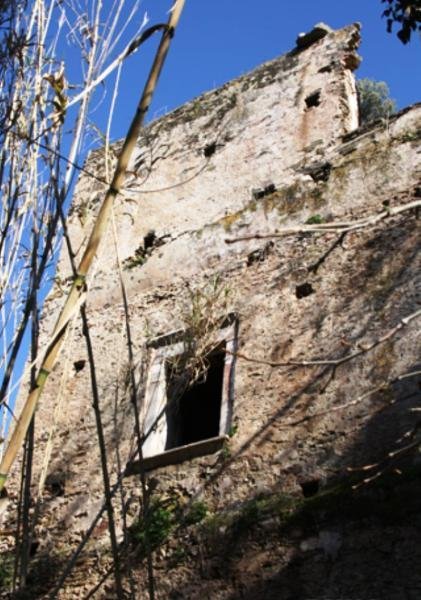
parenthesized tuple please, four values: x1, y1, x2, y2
(225, 199, 421, 244)
(227, 308, 421, 371)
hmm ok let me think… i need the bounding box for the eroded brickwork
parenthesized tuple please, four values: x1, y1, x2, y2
(2, 23, 421, 599)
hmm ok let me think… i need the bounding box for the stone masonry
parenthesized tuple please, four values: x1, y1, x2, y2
(2, 22, 421, 599)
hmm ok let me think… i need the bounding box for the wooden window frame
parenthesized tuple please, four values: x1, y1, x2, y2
(126, 315, 238, 474)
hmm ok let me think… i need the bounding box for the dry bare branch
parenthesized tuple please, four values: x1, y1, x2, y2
(281, 368, 421, 428)
(225, 199, 421, 244)
(228, 307, 421, 370)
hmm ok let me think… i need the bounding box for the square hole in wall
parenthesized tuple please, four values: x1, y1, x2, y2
(127, 315, 238, 473)
(305, 90, 321, 109)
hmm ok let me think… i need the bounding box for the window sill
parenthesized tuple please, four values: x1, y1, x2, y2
(125, 435, 228, 474)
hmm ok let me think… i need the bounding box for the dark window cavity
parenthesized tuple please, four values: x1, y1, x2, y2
(305, 91, 321, 109)
(296, 282, 314, 299)
(252, 183, 276, 200)
(300, 478, 320, 498)
(304, 161, 332, 183)
(318, 64, 332, 73)
(203, 142, 217, 158)
(73, 359, 86, 373)
(165, 345, 225, 450)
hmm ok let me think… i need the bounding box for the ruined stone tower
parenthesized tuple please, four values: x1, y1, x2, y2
(2, 22, 421, 599)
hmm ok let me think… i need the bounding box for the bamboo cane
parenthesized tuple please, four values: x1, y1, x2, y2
(0, 0, 186, 493)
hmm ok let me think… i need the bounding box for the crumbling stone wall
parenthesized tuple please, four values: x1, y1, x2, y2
(2, 23, 421, 599)
(60, 22, 360, 283)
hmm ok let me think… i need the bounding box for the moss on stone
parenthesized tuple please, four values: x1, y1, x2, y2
(219, 211, 245, 232)
(398, 128, 421, 143)
(213, 181, 328, 233)
(0, 552, 13, 590)
(200, 466, 421, 553)
(262, 184, 326, 216)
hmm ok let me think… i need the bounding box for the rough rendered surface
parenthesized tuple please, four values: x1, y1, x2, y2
(2, 23, 421, 599)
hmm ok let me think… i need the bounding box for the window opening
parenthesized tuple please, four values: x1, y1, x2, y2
(300, 478, 320, 498)
(296, 282, 314, 299)
(252, 183, 276, 200)
(303, 161, 332, 183)
(305, 91, 321, 109)
(318, 64, 332, 73)
(165, 344, 225, 450)
(129, 315, 238, 472)
(203, 142, 217, 158)
(73, 359, 86, 373)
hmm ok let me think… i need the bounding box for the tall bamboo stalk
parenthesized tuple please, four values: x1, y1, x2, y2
(0, 0, 186, 493)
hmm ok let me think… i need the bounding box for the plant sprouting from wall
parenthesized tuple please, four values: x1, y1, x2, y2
(130, 497, 175, 556)
(168, 276, 233, 396)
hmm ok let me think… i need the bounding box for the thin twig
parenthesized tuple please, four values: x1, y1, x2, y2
(281, 369, 421, 428)
(308, 231, 347, 274)
(228, 307, 421, 370)
(66, 24, 168, 110)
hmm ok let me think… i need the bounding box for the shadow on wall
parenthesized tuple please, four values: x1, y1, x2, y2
(163, 360, 421, 600)
(11, 204, 421, 598)
(163, 217, 421, 599)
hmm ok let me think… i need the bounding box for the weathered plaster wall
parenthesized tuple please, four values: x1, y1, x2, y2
(59, 23, 360, 285)
(2, 22, 421, 599)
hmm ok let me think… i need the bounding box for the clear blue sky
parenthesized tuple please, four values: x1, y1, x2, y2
(108, 0, 420, 140)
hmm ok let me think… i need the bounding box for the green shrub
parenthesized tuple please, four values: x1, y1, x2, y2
(0, 552, 14, 590)
(130, 499, 174, 555)
(183, 501, 208, 526)
(228, 424, 238, 437)
(306, 214, 324, 225)
(356, 78, 396, 125)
